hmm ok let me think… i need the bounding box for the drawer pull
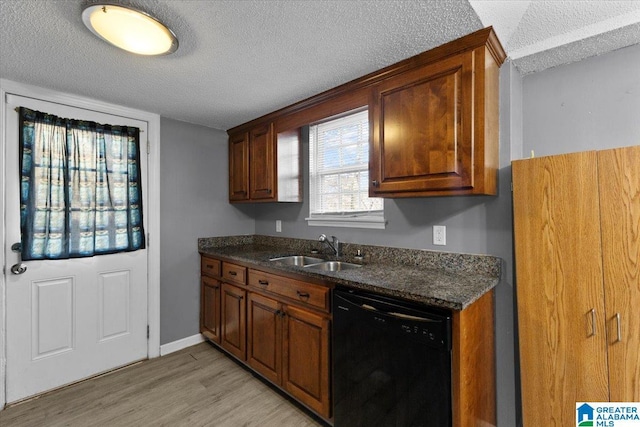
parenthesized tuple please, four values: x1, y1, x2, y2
(296, 290, 310, 300)
(229, 271, 237, 276)
(206, 264, 214, 269)
(258, 279, 269, 286)
(228, 293, 243, 300)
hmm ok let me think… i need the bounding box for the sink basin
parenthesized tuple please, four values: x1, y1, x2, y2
(269, 255, 325, 266)
(304, 261, 362, 272)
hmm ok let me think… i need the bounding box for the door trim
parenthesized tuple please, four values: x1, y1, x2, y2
(0, 78, 161, 409)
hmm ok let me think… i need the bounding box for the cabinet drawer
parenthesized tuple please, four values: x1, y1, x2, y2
(223, 262, 247, 285)
(201, 256, 221, 278)
(249, 270, 329, 312)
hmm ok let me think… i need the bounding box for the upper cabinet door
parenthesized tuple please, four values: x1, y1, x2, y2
(249, 123, 276, 200)
(370, 52, 473, 196)
(229, 132, 249, 201)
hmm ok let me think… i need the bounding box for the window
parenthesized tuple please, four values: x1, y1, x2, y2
(19, 107, 145, 260)
(307, 108, 385, 229)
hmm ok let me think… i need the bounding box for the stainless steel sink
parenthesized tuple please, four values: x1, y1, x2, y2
(269, 255, 325, 266)
(304, 261, 362, 271)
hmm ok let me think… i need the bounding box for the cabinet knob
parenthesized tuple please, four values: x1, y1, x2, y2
(372, 180, 379, 187)
(229, 271, 237, 276)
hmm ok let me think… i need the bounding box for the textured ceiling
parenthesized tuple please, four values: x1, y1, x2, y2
(1, 1, 639, 130)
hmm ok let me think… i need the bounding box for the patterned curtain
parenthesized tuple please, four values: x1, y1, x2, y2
(19, 107, 145, 260)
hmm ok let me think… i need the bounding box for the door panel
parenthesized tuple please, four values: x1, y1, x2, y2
(4, 95, 148, 403)
(32, 277, 75, 359)
(221, 282, 246, 360)
(370, 52, 473, 194)
(98, 270, 131, 341)
(282, 305, 331, 417)
(512, 152, 610, 425)
(598, 145, 640, 401)
(247, 292, 282, 384)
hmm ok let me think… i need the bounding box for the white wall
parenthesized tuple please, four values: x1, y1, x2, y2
(159, 118, 254, 344)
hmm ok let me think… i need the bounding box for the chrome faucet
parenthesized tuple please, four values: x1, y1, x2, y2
(318, 234, 341, 257)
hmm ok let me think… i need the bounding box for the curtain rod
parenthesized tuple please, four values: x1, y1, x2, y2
(13, 107, 144, 131)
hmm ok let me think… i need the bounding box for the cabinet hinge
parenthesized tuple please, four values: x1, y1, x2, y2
(146, 140, 150, 155)
(147, 325, 150, 339)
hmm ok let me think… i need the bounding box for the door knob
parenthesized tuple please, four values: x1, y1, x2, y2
(11, 263, 27, 275)
(11, 242, 27, 275)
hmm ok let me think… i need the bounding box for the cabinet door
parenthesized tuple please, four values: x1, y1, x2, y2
(282, 305, 331, 418)
(201, 276, 221, 344)
(247, 292, 282, 384)
(221, 283, 246, 360)
(229, 132, 249, 201)
(598, 145, 640, 401)
(513, 151, 610, 426)
(370, 52, 473, 196)
(249, 123, 276, 200)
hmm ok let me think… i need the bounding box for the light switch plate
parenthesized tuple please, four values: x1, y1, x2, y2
(276, 220, 282, 233)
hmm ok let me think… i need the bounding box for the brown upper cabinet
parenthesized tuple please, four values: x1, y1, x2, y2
(228, 123, 302, 203)
(370, 42, 501, 197)
(227, 27, 505, 201)
(228, 131, 249, 201)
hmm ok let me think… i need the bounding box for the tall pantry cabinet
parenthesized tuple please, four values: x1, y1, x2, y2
(512, 146, 640, 425)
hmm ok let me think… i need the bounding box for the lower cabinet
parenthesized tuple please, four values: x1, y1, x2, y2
(200, 276, 221, 343)
(247, 292, 282, 383)
(247, 292, 331, 418)
(220, 282, 246, 360)
(282, 305, 331, 417)
(201, 257, 332, 420)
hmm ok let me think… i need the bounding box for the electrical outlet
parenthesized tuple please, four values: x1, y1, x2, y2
(433, 225, 446, 246)
(276, 220, 282, 233)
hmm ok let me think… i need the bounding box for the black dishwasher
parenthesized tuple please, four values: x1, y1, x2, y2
(332, 287, 452, 427)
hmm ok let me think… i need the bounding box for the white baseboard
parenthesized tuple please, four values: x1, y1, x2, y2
(159, 334, 206, 356)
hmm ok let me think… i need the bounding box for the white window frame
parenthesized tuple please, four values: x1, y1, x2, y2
(306, 108, 386, 229)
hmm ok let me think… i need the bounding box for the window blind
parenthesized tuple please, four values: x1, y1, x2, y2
(309, 109, 383, 216)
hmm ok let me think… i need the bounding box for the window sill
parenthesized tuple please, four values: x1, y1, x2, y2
(305, 215, 387, 230)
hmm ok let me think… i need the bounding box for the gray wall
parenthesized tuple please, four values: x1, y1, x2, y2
(159, 118, 254, 345)
(251, 62, 523, 427)
(523, 43, 640, 158)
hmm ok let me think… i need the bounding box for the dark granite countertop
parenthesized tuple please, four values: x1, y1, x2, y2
(198, 235, 501, 311)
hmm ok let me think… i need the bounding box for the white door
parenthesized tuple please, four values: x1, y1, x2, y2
(4, 95, 149, 403)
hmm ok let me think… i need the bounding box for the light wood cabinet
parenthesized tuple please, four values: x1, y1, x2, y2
(512, 146, 640, 425)
(370, 34, 501, 197)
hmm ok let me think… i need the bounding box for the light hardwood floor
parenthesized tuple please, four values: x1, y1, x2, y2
(0, 342, 325, 426)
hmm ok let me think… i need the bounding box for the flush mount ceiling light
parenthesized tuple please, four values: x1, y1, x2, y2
(82, 3, 178, 55)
